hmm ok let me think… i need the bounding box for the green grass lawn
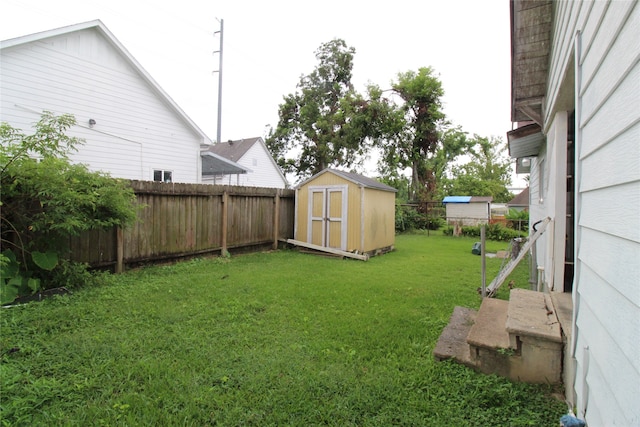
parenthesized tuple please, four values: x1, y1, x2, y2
(1, 233, 565, 426)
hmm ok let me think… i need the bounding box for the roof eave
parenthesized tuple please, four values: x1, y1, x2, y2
(510, 0, 553, 126)
(201, 151, 250, 175)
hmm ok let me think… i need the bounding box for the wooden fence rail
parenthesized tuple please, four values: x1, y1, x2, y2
(69, 180, 295, 271)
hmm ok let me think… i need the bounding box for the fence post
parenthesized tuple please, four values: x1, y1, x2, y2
(221, 190, 228, 254)
(273, 191, 280, 250)
(116, 226, 124, 273)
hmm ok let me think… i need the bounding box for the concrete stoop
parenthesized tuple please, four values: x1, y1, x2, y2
(434, 288, 563, 384)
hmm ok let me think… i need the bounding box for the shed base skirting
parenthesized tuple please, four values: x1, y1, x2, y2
(286, 239, 369, 261)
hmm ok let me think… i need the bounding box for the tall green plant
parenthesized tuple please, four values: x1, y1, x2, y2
(441, 135, 513, 202)
(0, 112, 137, 302)
(0, 249, 57, 304)
(506, 208, 529, 231)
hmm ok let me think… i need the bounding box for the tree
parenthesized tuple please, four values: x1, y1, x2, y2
(1, 112, 138, 303)
(442, 135, 513, 202)
(266, 39, 378, 181)
(372, 67, 470, 201)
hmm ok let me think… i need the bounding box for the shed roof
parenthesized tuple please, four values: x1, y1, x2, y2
(443, 196, 493, 204)
(297, 168, 397, 192)
(443, 196, 472, 203)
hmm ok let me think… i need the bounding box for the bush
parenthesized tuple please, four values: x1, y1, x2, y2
(49, 259, 110, 290)
(395, 205, 444, 232)
(0, 112, 138, 303)
(395, 205, 427, 231)
(506, 208, 529, 231)
(426, 216, 446, 230)
(442, 223, 527, 241)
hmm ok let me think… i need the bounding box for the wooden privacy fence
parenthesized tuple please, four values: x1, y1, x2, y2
(69, 180, 295, 271)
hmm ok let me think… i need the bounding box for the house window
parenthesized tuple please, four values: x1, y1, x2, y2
(153, 170, 173, 183)
(252, 158, 258, 166)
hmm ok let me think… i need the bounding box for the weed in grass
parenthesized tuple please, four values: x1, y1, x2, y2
(0, 233, 566, 426)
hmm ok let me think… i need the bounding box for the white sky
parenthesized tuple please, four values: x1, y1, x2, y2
(1, 0, 525, 187)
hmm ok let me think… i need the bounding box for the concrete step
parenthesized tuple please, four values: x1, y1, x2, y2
(506, 288, 562, 347)
(433, 306, 476, 368)
(505, 288, 563, 383)
(466, 298, 512, 378)
(467, 298, 511, 350)
(433, 289, 564, 384)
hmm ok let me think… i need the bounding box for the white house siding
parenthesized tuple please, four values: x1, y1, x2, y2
(211, 141, 287, 189)
(0, 25, 204, 183)
(527, 154, 549, 277)
(534, 112, 569, 292)
(542, 1, 640, 425)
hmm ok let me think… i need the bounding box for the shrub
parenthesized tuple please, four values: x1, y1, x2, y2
(486, 223, 527, 241)
(0, 112, 138, 303)
(49, 259, 110, 290)
(442, 223, 527, 241)
(426, 216, 446, 230)
(395, 204, 444, 232)
(395, 204, 427, 231)
(506, 208, 529, 231)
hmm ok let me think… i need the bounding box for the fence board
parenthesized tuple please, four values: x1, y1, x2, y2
(69, 181, 295, 269)
(69, 227, 116, 266)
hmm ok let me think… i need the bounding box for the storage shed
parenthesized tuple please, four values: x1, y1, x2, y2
(292, 169, 396, 257)
(443, 196, 493, 226)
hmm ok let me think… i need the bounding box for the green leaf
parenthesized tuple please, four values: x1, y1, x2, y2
(31, 251, 58, 271)
(1, 250, 20, 279)
(27, 277, 41, 293)
(0, 280, 21, 305)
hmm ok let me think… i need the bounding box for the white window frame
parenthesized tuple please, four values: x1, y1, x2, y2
(153, 169, 173, 183)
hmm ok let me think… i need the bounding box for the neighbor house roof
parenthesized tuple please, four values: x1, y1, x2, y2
(0, 20, 212, 145)
(507, 187, 529, 207)
(297, 168, 397, 192)
(443, 196, 493, 204)
(205, 137, 288, 186)
(207, 137, 261, 162)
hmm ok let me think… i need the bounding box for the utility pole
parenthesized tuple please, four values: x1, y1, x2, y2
(213, 18, 224, 144)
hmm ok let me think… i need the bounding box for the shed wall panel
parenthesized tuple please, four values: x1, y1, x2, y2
(363, 189, 395, 252)
(446, 203, 490, 225)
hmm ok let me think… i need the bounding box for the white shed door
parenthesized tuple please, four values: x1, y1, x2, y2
(307, 186, 347, 250)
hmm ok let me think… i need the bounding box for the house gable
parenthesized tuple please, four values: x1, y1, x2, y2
(205, 137, 288, 188)
(0, 20, 211, 183)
